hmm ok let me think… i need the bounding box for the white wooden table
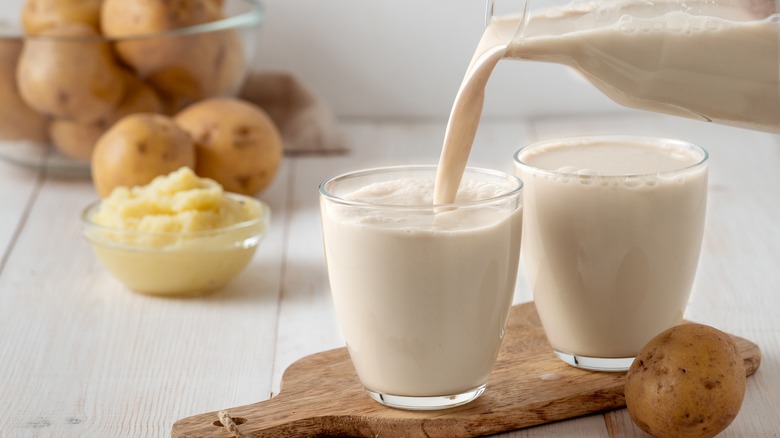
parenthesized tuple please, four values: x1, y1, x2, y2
(1, 113, 778, 437)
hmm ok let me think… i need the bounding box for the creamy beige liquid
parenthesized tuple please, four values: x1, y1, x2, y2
(321, 177, 522, 396)
(511, 10, 780, 132)
(434, 5, 780, 203)
(434, 20, 516, 204)
(515, 138, 708, 357)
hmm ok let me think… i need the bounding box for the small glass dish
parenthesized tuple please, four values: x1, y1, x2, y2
(81, 193, 270, 297)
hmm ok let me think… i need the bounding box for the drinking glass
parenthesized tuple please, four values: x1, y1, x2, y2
(514, 136, 708, 371)
(320, 165, 523, 409)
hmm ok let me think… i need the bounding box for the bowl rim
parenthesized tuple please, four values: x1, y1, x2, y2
(81, 192, 271, 240)
(319, 164, 524, 210)
(0, 0, 264, 41)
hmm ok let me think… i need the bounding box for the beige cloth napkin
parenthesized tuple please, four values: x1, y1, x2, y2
(239, 70, 348, 155)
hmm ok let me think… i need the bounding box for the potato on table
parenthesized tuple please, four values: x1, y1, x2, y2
(22, 0, 103, 34)
(625, 323, 747, 438)
(16, 23, 126, 124)
(175, 98, 283, 196)
(51, 73, 163, 161)
(91, 113, 195, 197)
(0, 40, 49, 143)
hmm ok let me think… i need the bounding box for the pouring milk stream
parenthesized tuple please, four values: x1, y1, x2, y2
(434, 0, 780, 204)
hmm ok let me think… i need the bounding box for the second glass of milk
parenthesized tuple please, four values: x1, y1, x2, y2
(320, 165, 523, 410)
(514, 136, 709, 372)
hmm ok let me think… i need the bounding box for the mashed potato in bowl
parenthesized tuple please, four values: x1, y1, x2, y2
(82, 167, 269, 296)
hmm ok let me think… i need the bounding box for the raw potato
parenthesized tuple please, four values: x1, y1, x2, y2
(0, 40, 49, 143)
(16, 23, 126, 124)
(625, 324, 747, 438)
(101, 0, 242, 102)
(208, 30, 247, 96)
(22, 0, 103, 34)
(143, 29, 247, 102)
(175, 98, 282, 195)
(50, 73, 163, 161)
(101, 0, 221, 35)
(91, 113, 195, 197)
(49, 121, 102, 161)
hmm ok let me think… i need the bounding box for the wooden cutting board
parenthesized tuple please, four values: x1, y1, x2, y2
(172, 302, 761, 437)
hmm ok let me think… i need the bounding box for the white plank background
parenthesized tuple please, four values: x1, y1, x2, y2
(0, 113, 778, 437)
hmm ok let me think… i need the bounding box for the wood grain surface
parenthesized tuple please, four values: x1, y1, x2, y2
(1, 116, 778, 438)
(172, 302, 761, 438)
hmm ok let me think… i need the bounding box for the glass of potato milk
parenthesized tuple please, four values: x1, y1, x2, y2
(319, 165, 523, 410)
(514, 136, 708, 372)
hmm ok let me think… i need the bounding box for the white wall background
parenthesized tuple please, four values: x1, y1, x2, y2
(2, 0, 626, 120)
(253, 0, 622, 119)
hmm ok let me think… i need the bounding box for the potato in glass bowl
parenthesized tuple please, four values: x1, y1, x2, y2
(0, 0, 263, 176)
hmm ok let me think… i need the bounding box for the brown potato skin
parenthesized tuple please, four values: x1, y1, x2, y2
(142, 29, 246, 102)
(101, 0, 241, 102)
(22, 0, 103, 34)
(49, 121, 103, 161)
(16, 23, 126, 124)
(625, 324, 747, 438)
(0, 40, 49, 143)
(174, 98, 282, 196)
(101, 0, 221, 35)
(91, 113, 195, 197)
(51, 73, 163, 161)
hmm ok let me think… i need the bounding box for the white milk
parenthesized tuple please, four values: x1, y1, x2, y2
(434, 4, 779, 203)
(321, 174, 523, 397)
(510, 11, 780, 133)
(434, 19, 515, 204)
(515, 137, 708, 358)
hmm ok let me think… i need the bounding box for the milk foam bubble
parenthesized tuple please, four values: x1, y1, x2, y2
(345, 178, 510, 206)
(332, 177, 516, 231)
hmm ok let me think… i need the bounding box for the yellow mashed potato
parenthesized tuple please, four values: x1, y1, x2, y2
(85, 167, 268, 296)
(92, 166, 262, 235)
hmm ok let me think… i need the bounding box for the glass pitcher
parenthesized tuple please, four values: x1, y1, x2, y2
(486, 0, 780, 133)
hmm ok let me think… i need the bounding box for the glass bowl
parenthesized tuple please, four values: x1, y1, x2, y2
(81, 193, 270, 296)
(0, 0, 264, 177)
